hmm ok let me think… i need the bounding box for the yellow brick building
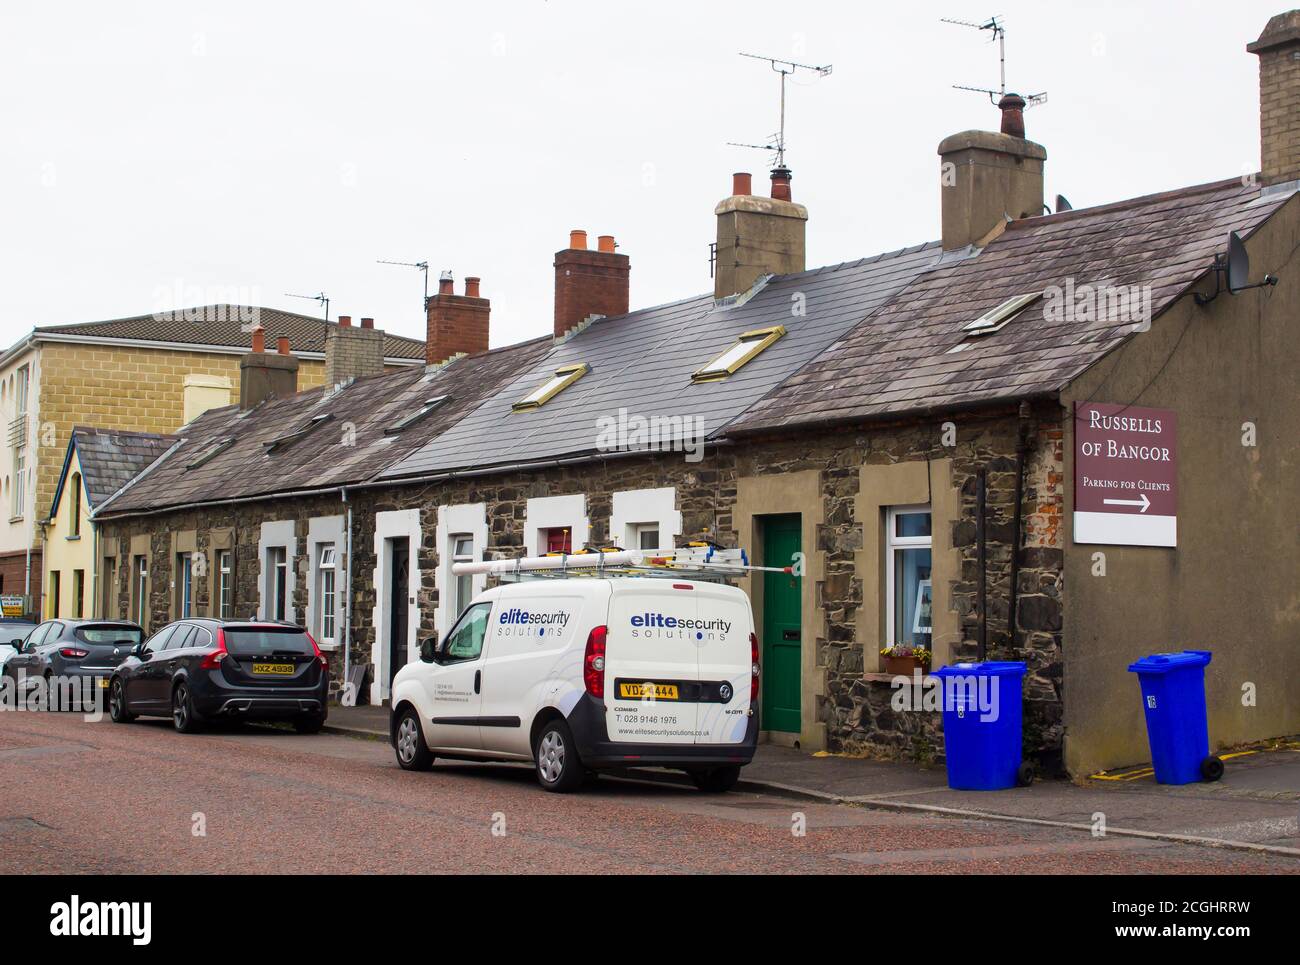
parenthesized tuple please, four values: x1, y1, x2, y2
(0, 306, 423, 616)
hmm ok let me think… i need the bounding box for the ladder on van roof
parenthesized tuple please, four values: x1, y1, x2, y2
(450, 543, 796, 583)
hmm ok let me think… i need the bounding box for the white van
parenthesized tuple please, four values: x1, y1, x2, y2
(389, 577, 759, 792)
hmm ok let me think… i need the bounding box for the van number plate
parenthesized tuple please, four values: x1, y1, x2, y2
(252, 663, 295, 676)
(618, 682, 679, 700)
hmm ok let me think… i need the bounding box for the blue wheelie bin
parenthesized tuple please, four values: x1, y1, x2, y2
(1127, 649, 1222, 784)
(933, 661, 1033, 790)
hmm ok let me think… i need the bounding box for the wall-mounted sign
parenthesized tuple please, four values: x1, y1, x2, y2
(0, 594, 26, 618)
(1074, 402, 1177, 547)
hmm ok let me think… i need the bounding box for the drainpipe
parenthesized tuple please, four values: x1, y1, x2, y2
(975, 466, 988, 662)
(341, 487, 353, 700)
(1007, 401, 1032, 656)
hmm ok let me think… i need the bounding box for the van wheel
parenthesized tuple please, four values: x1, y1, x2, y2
(172, 682, 202, 734)
(535, 719, 584, 793)
(108, 678, 135, 723)
(691, 765, 741, 794)
(394, 707, 433, 771)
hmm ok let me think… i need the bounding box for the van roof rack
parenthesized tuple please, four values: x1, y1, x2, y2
(451, 544, 794, 583)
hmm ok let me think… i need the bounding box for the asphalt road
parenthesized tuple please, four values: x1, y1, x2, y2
(2, 710, 1297, 874)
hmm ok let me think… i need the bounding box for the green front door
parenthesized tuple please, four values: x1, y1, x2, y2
(761, 514, 802, 733)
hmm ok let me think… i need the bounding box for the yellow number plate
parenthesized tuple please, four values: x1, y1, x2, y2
(98, 678, 109, 688)
(252, 663, 295, 676)
(618, 682, 679, 700)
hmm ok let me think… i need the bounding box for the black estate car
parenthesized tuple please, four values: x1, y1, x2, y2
(4, 619, 143, 692)
(108, 619, 329, 733)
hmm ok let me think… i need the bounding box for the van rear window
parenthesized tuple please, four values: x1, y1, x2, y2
(224, 627, 316, 656)
(76, 626, 143, 645)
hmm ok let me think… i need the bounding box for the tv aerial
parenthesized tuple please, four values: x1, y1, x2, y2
(284, 290, 330, 322)
(377, 258, 431, 304)
(1194, 231, 1279, 306)
(727, 52, 832, 168)
(943, 16, 1046, 108)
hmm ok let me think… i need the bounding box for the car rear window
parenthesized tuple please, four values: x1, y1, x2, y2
(75, 626, 143, 645)
(223, 627, 316, 656)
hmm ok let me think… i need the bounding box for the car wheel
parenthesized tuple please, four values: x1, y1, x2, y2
(534, 718, 584, 793)
(108, 677, 136, 723)
(394, 706, 433, 771)
(294, 715, 325, 735)
(172, 682, 201, 734)
(690, 765, 741, 794)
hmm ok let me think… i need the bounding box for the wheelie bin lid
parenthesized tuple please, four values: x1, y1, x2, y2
(1127, 649, 1212, 674)
(933, 661, 1026, 677)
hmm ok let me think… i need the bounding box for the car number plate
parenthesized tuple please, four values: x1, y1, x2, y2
(98, 678, 109, 688)
(252, 663, 295, 676)
(618, 682, 679, 700)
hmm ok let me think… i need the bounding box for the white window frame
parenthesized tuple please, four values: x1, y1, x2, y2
(316, 544, 337, 645)
(884, 504, 932, 648)
(268, 546, 287, 621)
(257, 520, 298, 624)
(523, 494, 589, 557)
(610, 487, 681, 553)
(11, 444, 25, 518)
(177, 553, 193, 619)
(134, 556, 148, 627)
(434, 504, 487, 638)
(451, 535, 474, 616)
(217, 549, 233, 619)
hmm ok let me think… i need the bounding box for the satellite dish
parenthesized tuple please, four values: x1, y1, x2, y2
(1055, 194, 1072, 212)
(1227, 231, 1250, 293)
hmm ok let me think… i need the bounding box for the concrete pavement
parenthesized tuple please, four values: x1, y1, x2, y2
(323, 705, 1300, 856)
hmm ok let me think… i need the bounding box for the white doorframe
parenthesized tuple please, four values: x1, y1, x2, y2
(371, 508, 422, 705)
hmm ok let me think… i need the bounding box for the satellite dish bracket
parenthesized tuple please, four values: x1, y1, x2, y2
(1194, 231, 1279, 306)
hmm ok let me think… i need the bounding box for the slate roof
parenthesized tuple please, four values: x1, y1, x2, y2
(33, 305, 425, 361)
(50, 427, 179, 519)
(726, 178, 1294, 434)
(95, 336, 552, 517)
(380, 242, 944, 479)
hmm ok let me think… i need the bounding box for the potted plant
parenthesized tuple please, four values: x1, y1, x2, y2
(880, 644, 931, 676)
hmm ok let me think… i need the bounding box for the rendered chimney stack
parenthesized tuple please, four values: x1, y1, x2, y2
(426, 272, 490, 365)
(240, 325, 299, 408)
(713, 170, 808, 299)
(325, 314, 385, 385)
(1248, 10, 1300, 187)
(937, 99, 1046, 251)
(554, 230, 630, 339)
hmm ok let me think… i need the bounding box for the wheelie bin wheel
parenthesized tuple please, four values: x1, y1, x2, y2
(1200, 755, 1224, 782)
(1016, 761, 1035, 787)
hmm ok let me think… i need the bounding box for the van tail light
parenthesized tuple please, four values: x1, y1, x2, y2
(60, 647, 89, 660)
(583, 625, 608, 699)
(750, 631, 760, 704)
(306, 631, 328, 670)
(199, 628, 229, 670)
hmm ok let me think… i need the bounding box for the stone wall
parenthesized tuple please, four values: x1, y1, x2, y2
(98, 401, 1067, 764)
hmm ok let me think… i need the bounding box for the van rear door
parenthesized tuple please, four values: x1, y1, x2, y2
(691, 583, 753, 746)
(604, 583, 699, 745)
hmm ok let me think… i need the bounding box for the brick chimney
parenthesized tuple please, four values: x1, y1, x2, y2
(1248, 10, 1300, 187)
(938, 97, 1047, 250)
(426, 273, 489, 365)
(325, 314, 386, 385)
(239, 326, 299, 409)
(713, 170, 808, 299)
(553, 230, 630, 339)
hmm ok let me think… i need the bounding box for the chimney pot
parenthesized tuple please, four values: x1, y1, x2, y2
(769, 167, 793, 202)
(597, 235, 616, 254)
(360, 317, 374, 329)
(251, 326, 266, 354)
(276, 336, 290, 355)
(732, 172, 752, 196)
(338, 314, 352, 327)
(464, 276, 481, 298)
(569, 229, 588, 250)
(998, 93, 1027, 139)
(438, 274, 454, 296)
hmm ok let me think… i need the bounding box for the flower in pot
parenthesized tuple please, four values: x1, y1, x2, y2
(880, 644, 932, 676)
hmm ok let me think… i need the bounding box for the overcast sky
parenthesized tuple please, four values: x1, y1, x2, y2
(0, 0, 1283, 351)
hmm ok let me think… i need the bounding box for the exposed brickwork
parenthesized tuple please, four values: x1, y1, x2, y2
(425, 291, 489, 365)
(1249, 11, 1300, 186)
(553, 248, 630, 338)
(324, 323, 385, 386)
(99, 404, 1067, 766)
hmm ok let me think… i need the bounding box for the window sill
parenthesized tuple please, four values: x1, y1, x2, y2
(64, 535, 81, 541)
(862, 671, 933, 684)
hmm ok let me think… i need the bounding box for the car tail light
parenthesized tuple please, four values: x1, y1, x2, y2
(199, 628, 229, 670)
(583, 625, 607, 698)
(306, 631, 328, 669)
(750, 631, 760, 704)
(59, 647, 89, 659)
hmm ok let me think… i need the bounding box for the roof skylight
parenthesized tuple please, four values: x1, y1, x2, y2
(512, 364, 588, 412)
(264, 413, 334, 453)
(963, 292, 1042, 335)
(185, 437, 235, 470)
(384, 395, 449, 434)
(692, 325, 786, 382)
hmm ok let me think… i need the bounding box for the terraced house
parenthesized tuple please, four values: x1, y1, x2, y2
(0, 306, 424, 616)
(92, 14, 1298, 777)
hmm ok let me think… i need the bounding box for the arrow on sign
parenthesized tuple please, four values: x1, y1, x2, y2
(1103, 493, 1151, 513)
